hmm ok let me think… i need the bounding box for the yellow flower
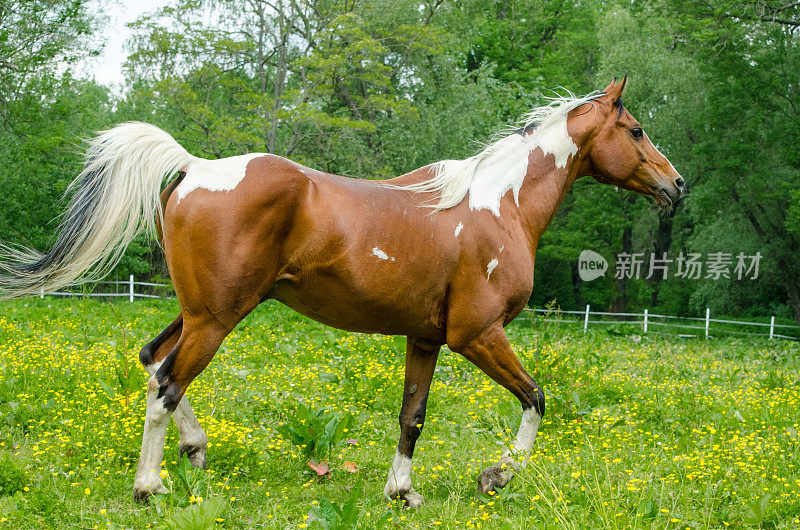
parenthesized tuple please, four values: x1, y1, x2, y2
(84, 488, 91, 495)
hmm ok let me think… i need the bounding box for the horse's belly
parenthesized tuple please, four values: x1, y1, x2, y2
(268, 275, 445, 339)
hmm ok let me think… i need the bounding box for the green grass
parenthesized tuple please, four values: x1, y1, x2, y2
(0, 298, 799, 528)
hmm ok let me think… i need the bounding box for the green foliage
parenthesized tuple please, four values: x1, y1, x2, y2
(1, 0, 799, 322)
(161, 496, 227, 530)
(308, 482, 370, 529)
(276, 403, 354, 459)
(0, 453, 27, 496)
(0, 299, 799, 526)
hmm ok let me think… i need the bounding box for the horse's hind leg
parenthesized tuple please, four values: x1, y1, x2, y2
(384, 338, 441, 508)
(133, 314, 230, 502)
(451, 324, 545, 493)
(139, 313, 207, 468)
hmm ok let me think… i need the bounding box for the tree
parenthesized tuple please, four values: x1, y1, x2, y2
(0, 0, 101, 131)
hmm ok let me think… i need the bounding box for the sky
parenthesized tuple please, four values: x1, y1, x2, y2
(78, 0, 169, 89)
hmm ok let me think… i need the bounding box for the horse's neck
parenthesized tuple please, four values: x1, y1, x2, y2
(515, 154, 582, 245)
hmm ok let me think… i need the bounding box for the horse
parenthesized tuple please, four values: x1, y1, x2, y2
(0, 77, 683, 505)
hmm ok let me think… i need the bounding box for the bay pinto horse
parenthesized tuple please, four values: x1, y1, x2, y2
(0, 77, 683, 505)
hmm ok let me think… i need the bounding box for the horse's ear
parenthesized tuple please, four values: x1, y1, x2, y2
(605, 74, 628, 102)
(602, 77, 617, 95)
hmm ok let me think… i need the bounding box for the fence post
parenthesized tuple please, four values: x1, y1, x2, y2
(40, 287, 44, 299)
(129, 274, 135, 303)
(583, 304, 590, 333)
(705, 308, 710, 340)
(770, 316, 775, 340)
(643, 308, 648, 333)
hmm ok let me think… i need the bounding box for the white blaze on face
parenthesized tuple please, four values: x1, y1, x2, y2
(372, 247, 395, 261)
(176, 153, 267, 201)
(486, 258, 499, 280)
(454, 222, 464, 237)
(384, 452, 413, 495)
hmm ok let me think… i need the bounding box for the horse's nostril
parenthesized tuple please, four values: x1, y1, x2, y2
(675, 177, 685, 189)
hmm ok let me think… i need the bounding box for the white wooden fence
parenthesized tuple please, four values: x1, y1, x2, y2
(39, 279, 800, 341)
(40, 275, 173, 302)
(525, 305, 800, 341)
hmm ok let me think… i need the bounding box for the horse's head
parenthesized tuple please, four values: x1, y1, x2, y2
(575, 77, 684, 209)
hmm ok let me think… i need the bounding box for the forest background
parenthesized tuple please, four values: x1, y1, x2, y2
(1, 0, 798, 323)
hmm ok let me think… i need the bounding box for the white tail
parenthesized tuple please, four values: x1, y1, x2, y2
(0, 122, 196, 299)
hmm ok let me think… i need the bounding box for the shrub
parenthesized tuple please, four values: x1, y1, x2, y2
(0, 453, 28, 496)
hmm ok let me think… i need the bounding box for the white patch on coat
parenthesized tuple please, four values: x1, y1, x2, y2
(388, 92, 602, 215)
(176, 153, 266, 201)
(499, 246, 504, 253)
(372, 247, 395, 261)
(467, 117, 577, 215)
(384, 452, 413, 495)
(486, 258, 499, 280)
(454, 222, 464, 237)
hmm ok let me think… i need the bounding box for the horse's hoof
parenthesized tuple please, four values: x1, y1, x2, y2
(133, 484, 169, 504)
(477, 465, 513, 494)
(179, 443, 207, 469)
(386, 488, 425, 509)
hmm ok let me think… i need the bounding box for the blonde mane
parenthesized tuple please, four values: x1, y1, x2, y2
(393, 91, 604, 215)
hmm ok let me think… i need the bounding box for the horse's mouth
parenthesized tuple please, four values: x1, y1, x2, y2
(654, 188, 673, 209)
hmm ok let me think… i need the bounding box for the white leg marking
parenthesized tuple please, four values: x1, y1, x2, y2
(384, 452, 413, 496)
(144, 360, 163, 376)
(133, 376, 172, 499)
(502, 408, 542, 468)
(478, 408, 542, 493)
(145, 362, 206, 466)
(174, 397, 207, 464)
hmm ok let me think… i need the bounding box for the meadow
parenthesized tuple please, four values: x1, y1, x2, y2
(0, 298, 798, 529)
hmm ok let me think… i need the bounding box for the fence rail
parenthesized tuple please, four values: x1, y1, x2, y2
(38, 278, 800, 341)
(524, 305, 800, 341)
(40, 275, 174, 302)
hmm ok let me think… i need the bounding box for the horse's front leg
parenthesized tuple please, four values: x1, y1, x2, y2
(453, 323, 545, 493)
(384, 337, 441, 508)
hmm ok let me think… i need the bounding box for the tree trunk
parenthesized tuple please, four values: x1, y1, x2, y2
(785, 277, 800, 326)
(611, 223, 632, 314)
(649, 214, 674, 307)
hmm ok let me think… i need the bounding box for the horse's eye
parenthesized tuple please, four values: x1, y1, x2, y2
(631, 127, 643, 139)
